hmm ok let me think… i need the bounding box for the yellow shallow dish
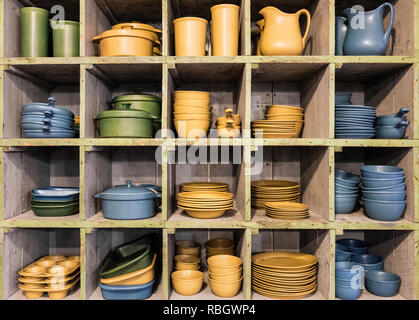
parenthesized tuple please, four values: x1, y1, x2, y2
(184, 209, 228, 219)
(100, 254, 156, 285)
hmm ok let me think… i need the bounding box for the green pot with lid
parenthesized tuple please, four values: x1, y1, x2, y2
(95, 104, 155, 138)
(109, 92, 162, 119)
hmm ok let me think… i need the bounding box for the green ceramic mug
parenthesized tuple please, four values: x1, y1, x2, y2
(51, 20, 80, 57)
(20, 7, 49, 57)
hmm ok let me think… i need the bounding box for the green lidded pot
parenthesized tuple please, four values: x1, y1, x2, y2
(110, 92, 162, 119)
(51, 20, 80, 57)
(20, 7, 49, 57)
(95, 104, 155, 138)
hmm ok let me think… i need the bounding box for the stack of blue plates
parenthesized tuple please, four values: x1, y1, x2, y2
(21, 97, 76, 138)
(335, 105, 377, 139)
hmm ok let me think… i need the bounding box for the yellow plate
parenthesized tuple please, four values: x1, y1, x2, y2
(253, 286, 317, 300)
(177, 191, 234, 200)
(252, 264, 317, 275)
(265, 202, 308, 210)
(252, 180, 300, 189)
(252, 272, 317, 285)
(252, 252, 318, 270)
(252, 282, 317, 294)
(184, 209, 226, 219)
(181, 182, 229, 189)
(252, 279, 317, 292)
(252, 269, 317, 280)
(177, 201, 234, 208)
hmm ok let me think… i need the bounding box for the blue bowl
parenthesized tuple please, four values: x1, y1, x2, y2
(376, 115, 406, 126)
(335, 182, 359, 192)
(351, 254, 384, 271)
(336, 277, 363, 288)
(335, 169, 360, 185)
(336, 283, 361, 300)
(335, 196, 358, 214)
(336, 239, 368, 255)
(99, 280, 154, 300)
(375, 126, 407, 139)
(336, 244, 352, 261)
(362, 191, 406, 201)
(360, 176, 405, 188)
(365, 271, 401, 297)
(361, 182, 406, 192)
(362, 198, 406, 221)
(336, 261, 364, 280)
(335, 190, 358, 196)
(361, 165, 404, 179)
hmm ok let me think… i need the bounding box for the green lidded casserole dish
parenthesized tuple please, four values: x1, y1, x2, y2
(95, 106, 155, 138)
(100, 233, 159, 279)
(31, 202, 79, 217)
(110, 93, 162, 119)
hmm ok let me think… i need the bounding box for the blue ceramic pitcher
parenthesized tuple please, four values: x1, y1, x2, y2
(343, 3, 394, 55)
(335, 17, 348, 55)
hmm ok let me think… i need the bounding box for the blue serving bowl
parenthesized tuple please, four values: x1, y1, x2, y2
(361, 182, 406, 192)
(335, 169, 360, 186)
(335, 196, 358, 214)
(99, 280, 154, 300)
(362, 198, 406, 221)
(365, 271, 401, 297)
(336, 243, 352, 261)
(362, 190, 406, 201)
(335, 182, 359, 192)
(360, 176, 405, 189)
(361, 165, 404, 179)
(351, 254, 384, 271)
(336, 239, 369, 255)
(335, 261, 364, 280)
(375, 126, 407, 139)
(336, 283, 361, 300)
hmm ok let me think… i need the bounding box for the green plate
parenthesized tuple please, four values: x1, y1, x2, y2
(31, 202, 79, 217)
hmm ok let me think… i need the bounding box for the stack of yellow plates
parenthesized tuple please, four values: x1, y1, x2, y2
(180, 182, 229, 193)
(265, 202, 309, 220)
(252, 252, 318, 300)
(252, 120, 304, 138)
(251, 180, 300, 209)
(177, 191, 234, 219)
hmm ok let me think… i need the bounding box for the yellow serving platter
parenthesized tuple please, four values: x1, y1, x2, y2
(252, 252, 318, 270)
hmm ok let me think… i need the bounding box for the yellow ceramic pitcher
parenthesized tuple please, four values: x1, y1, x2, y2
(259, 6, 310, 56)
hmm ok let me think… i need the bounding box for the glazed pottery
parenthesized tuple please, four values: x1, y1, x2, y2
(336, 283, 361, 300)
(362, 198, 406, 221)
(335, 17, 347, 55)
(99, 280, 154, 300)
(375, 123, 409, 139)
(376, 108, 409, 126)
(112, 22, 161, 45)
(351, 254, 384, 271)
(175, 240, 200, 256)
(256, 19, 265, 55)
(360, 176, 404, 188)
(93, 29, 154, 56)
(51, 20, 80, 57)
(209, 277, 242, 298)
(365, 271, 401, 297)
(171, 270, 204, 296)
(343, 3, 394, 56)
(174, 17, 208, 56)
(259, 6, 311, 56)
(336, 244, 352, 261)
(20, 7, 49, 57)
(336, 238, 368, 254)
(210, 4, 240, 56)
(110, 93, 161, 119)
(360, 165, 404, 179)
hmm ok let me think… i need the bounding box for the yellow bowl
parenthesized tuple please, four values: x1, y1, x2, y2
(176, 240, 201, 256)
(208, 277, 242, 298)
(207, 255, 242, 273)
(36, 260, 56, 268)
(174, 119, 210, 138)
(174, 254, 200, 265)
(217, 115, 241, 126)
(58, 260, 79, 268)
(266, 115, 304, 121)
(171, 270, 204, 296)
(209, 267, 242, 281)
(175, 262, 200, 271)
(174, 113, 211, 120)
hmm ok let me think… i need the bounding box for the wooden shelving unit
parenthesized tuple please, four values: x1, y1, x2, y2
(0, 0, 418, 300)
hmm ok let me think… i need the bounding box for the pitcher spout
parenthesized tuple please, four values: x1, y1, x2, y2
(258, 6, 282, 18)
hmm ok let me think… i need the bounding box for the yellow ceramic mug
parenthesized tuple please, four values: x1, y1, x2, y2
(210, 4, 240, 56)
(174, 17, 208, 56)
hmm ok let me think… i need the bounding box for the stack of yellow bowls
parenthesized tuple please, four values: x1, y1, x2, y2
(252, 180, 301, 209)
(177, 191, 234, 219)
(208, 255, 243, 298)
(252, 105, 304, 138)
(216, 109, 241, 138)
(173, 91, 211, 138)
(205, 238, 235, 258)
(264, 202, 310, 220)
(180, 182, 229, 193)
(175, 240, 201, 256)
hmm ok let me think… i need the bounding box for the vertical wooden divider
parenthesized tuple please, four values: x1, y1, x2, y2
(329, 229, 336, 300)
(162, 228, 170, 300)
(329, 146, 335, 222)
(415, 147, 419, 223)
(415, 230, 419, 299)
(80, 228, 87, 300)
(80, 0, 86, 57)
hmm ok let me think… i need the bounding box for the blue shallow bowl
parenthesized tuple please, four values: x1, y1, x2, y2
(362, 191, 406, 201)
(336, 239, 369, 255)
(376, 115, 407, 126)
(335, 169, 360, 185)
(336, 283, 361, 300)
(335, 196, 358, 214)
(360, 176, 405, 189)
(375, 126, 407, 139)
(361, 165, 404, 179)
(99, 280, 154, 300)
(361, 182, 406, 192)
(362, 198, 406, 221)
(351, 254, 384, 271)
(336, 243, 352, 261)
(365, 271, 401, 297)
(335, 261, 364, 280)
(335, 182, 359, 192)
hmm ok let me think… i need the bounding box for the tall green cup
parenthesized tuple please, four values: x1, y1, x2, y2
(51, 20, 80, 57)
(20, 7, 49, 57)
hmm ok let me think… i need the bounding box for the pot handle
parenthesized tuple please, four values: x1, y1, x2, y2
(144, 186, 162, 198)
(395, 120, 410, 128)
(297, 9, 311, 47)
(396, 107, 410, 117)
(381, 3, 395, 44)
(94, 193, 102, 199)
(92, 35, 102, 43)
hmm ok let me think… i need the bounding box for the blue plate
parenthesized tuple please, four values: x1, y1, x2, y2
(23, 129, 76, 138)
(21, 121, 73, 130)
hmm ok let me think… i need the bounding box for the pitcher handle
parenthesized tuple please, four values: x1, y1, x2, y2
(381, 2, 394, 43)
(297, 9, 311, 47)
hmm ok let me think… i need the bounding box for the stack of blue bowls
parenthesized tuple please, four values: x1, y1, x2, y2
(335, 92, 377, 139)
(376, 108, 410, 139)
(336, 238, 368, 262)
(360, 165, 406, 221)
(335, 169, 360, 214)
(335, 261, 364, 300)
(21, 97, 76, 138)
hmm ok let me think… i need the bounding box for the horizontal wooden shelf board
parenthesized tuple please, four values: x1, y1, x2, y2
(85, 211, 164, 228)
(169, 272, 245, 300)
(88, 280, 164, 300)
(250, 209, 329, 229)
(8, 287, 81, 300)
(337, 290, 406, 300)
(83, 139, 164, 146)
(252, 138, 330, 146)
(1, 139, 82, 147)
(332, 56, 415, 64)
(5, 211, 81, 228)
(2, 57, 165, 65)
(251, 290, 326, 300)
(331, 140, 416, 147)
(168, 138, 245, 146)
